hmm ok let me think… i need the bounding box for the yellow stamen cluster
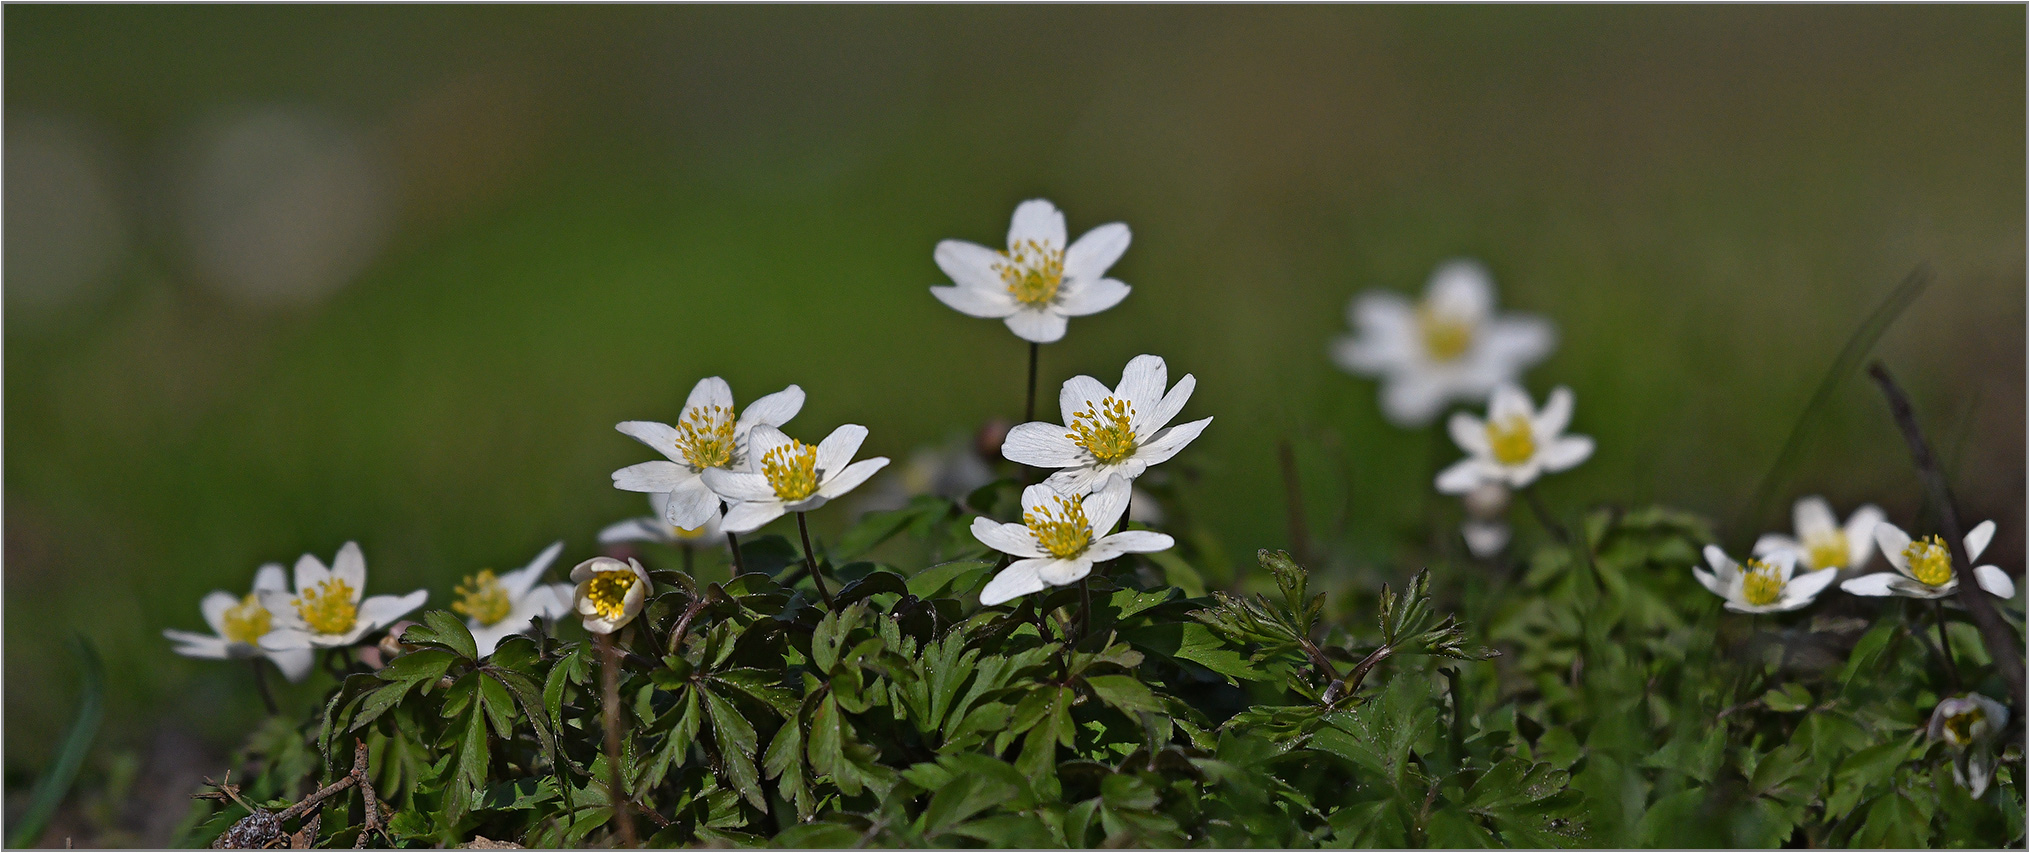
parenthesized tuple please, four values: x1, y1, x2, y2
(1025, 495, 1094, 559)
(294, 578, 358, 636)
(996, 239, 1065, 307)
(669, 523, 709, 541)
(676, 404, 737, 469)
(1903, 535, 1954, 586)
(582, 570, 637, 621)
(452, 570, 513, 626)
(221, 593, 272, 646)
(1944, 709, 1986, 746)
(1417, 304, 1475, 362)
(1068, 397, 1138, 464)
(1485, 415, 1537, 466)
(762, 440, 821, 502)
(1740, 558, 1785, 607)
(1805, 530, 1851, 571)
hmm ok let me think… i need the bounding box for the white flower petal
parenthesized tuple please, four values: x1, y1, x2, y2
(331, 543, 367, 600)
(1844, 505, 1885, 567)
(685, 377, 734, 413)
(268, 648, 315, 683)
(359, 590, 428, 631)
(1006, 199, 1066, 250)
(164, 630, 233, 659)
(1703, 545, 1738, 576)
(702, 468, 777, 503)
(1534, 387, 1574, 438)
(293, 552, 330, 593)
(1793, 496, 1838, 540)
(1434, 458, 1484, 495)
(816, 457, 889, 500)
(972, 517, 1045, 558)
(200, 591, 240, 636)
(1059, 375, 1114, 425)
(252, 564, 290, 593)
(1692, 567, 1724, 597)
(1379, 374, 1450, 427)
(665, 477, 722, 528)
(1488, 384, 1534, 424)
(1063, 222, 1130, 282)
(1964, 520, 1997, 563)
(599, 517, 669, 545)
(1004, 309, 1068, 344)
(1840, 573, 1902, 597)
(1036, 557, 1093, 586)
(1002, 422, 1086, 468)
(1781, 567, 1840, 607)
(616, 420, 684, 464)
(499, 541, 565, 599)
(1475, 316, 1555, 367)
(1537, 435, 1594, 472)
(1115, 355, 1169, 416)
(814, 424, 869, 478)
(1083, 476, 1133, 535)
(1448, 413, 1489, 455)
(737, 385, 805, 434)
(1135, 416, 1212, 467)
(1424, 259, 1494, 322)
(1041, 465, 1111, 497)
(1085, 530, 1174, 562)
(933, 239, 1011, 292)
(612, 460, 689, 493)
(1055, 277, 1129, 317)
(1142, 374, 1196, 437)
(1752, 534, 1801, 558)
(931, 283, 1019, 318)
(1875, 523, 1914, 576)
(259, 629, 316, 651)
(1463, 520, 1511, 557)
(1974, 564, 2015, 599)
(720, 500, 786, 534)
(979, 558, 1052, 606)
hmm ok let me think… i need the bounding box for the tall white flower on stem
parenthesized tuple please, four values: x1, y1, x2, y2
(164, 564, 315, 682)
(1928, 694, 2010, 798)
(1435, 385, 1593, 495)
(1841, 520, 2015, 600)
(258, 543, 427, 650)
(1752, 496, 1884, 573)
(930, 199, 1132, 344)
(570, 556, 652, 635)
(600, 493, 727, 550)
(613, 377, 804, 528)
(973, 476, 1174, 606)
(1693, 546, 1837, 614)
(1001, 354, 1213, 495)
(701, 424, 891, 534)
(1333, 260, 1555, 427)
(451, 541, 573, 658)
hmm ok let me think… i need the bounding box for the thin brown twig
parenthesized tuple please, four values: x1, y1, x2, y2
(596, 633, 638, 848)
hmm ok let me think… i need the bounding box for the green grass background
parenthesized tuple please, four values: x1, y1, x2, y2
(5, 2, 2023, 813)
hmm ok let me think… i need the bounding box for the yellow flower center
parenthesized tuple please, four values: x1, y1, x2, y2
(676, 404, 737, 470)
(996, 239, 1065, 307)
(669, 523, 709, 541)
(1804, 530, 1851, 571)
(1417, 304, 1475, 362)
(1944, 709, 1986, 747)
(1903, 535, 1953, 586)
(1484, 415, 1537, 466)
(761, 439, 821, 503)
(1741, 558, 1785, 607)
(294, 578, 358, 636)
(452, 569, 514, 627)
(1025, 495, 1094, 559)
(221, 593, 272, 646)
(1067, 396, 1139, 465)
(583, 570, 637, 621)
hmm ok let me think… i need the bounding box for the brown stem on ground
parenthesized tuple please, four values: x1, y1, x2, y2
(1869, 363, 2024, 709)
(597, 633, 638, 848)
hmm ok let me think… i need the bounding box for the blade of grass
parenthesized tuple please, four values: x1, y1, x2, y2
(9, 638, 105, 848)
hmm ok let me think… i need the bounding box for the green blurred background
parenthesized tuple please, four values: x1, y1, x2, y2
(5, 5, 2023, 844)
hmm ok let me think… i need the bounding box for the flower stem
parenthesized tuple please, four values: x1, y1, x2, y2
(596, 632, 637, 848)
(1869, 362, 2024, 708)
(681, 544, 694, 577)
(1278, 439, 1313, 568)
(726, 531, 745, 575)
(1024, 341, 1039, 424)
(1932, 599, 1963, 691)
(797, 512, 835, 608)
(248, 658, 278, 716)
(1077, 578, 1092, 640)
(1521, 487, 1572, 545)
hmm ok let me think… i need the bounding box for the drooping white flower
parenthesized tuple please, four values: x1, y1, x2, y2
(1001, 354, 1213, 496)
(612, 377, 804, 528)
(570, 556, 652, 635)
(930, 199, 1132, 344)
(1694, 546, 1838, 614)
(258, 542, 427, 650)
(1751, 496, 1883, 573)
(164, 563, 316, 682)
(1331, 259, 1556, 427)
(599, 493, 727, 549)
(451, 541, 574, 657)
(973, 476, 1174, 606)
(1928, 694, 2010, 798)
(1841, 520, 2015, 600)
(700, 424, 891, 534)
(1460, 482, 1512, 558)
(1435, 384, 1593, 495)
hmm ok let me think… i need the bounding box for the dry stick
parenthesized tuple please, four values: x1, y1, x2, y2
(249, 658, 279, 716)
(1278, 439, 1314, 568)
(796, 512, 835, 608)
(596, 633, 638, 848)
(1868, 362, 2025, 709)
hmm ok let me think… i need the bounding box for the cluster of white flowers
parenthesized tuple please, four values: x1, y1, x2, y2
(1696, 498, 2014, 613)
(166, 543, 427, 680)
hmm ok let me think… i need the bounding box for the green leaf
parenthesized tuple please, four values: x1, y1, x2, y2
(408, 610, 480, 661)
(477, 672, 517, 740)
(1121, 622, 1263, 682)
(376, 648, 457, 687)
(712, 668, 800, 718)
(908, 559, 995, 599)
(1085, 674, 1164, 714)
(943, 814, 1061, 848)
(700, 686, 765, 809)
(1760, 683, 1813, 713)
(1143, 550, 1207, 598)
(832, 570, 909, 607)
(919, 768, 1019, 837)
(773, 820, 868, 848)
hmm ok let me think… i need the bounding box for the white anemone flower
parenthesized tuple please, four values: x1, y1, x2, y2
(1001, 354, 1213, 496)
(1694, 546, 1837, 614)
(599, 493, 727, 549)
(1841, 520, 2015, 600)
(1928, 694, 2010, 798)
(1751, 496, 1883, 573)
(1435, 384, 1593, 495)
(701, 424, 891, 534)
(1460, 482, 1512, 559)
(164, 563, 316, 682)
(973, 476, 1175, 606)
(930, 198, 1132, 344)
(451, 541, 574, 657)
(1331, 259, 1555, 427)
(571, 556, 652, 635)
(613, 377, 804, 528)
(258, 542, 427, 650)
